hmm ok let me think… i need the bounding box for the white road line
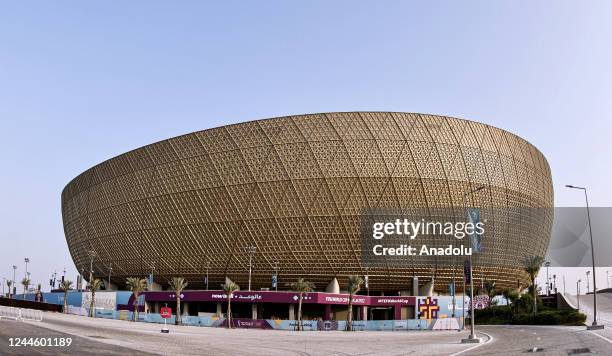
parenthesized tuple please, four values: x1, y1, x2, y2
(449, 332, 493, 356)
(589, 331, 612, 344)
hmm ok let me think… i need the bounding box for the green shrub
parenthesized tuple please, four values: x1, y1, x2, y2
(473, 308, 586, 326)
(533, 311, 561, 325)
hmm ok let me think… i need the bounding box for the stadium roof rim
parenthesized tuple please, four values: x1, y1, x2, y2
(62, 111, 544, 194)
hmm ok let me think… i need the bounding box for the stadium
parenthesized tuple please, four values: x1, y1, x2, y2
(61, 112, 553, 295)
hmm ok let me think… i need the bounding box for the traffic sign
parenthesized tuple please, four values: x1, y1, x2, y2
(160, 307, 172, 319)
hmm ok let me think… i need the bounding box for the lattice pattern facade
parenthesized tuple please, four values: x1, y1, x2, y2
(61, 112, 553, 292)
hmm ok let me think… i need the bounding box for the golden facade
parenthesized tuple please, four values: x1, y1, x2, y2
(61, 112, 553, 292)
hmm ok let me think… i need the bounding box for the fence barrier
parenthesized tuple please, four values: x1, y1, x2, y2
(90, 309, 462, 331)
(0, 306, 43, 322)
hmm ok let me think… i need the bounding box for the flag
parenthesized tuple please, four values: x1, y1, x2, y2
(448, 282, 455, 296)
(467, 208, 483, 252)
(272, 274, 277, 288)
(365, 275, 369, 289)
(147, 273, 154, 286)
(464, 260, 471, 283)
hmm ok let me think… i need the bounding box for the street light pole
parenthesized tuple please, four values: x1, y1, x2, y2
(12, 265, 17, 296)
(365, 266, 369, 296)
(24, 258, 30, 281)
(273, 262, 279, 292)
(566, 185, 603, 330)
(545, 261, 551, 295)
(108, 264, 112, 290)
(87, 250, 96, 285)
(246, 246, 257, 291)
(586, 271, 590, 294)
(461, 185, 485, 344)
(577, 279, 581, 311)
(206, 262, 210, 290)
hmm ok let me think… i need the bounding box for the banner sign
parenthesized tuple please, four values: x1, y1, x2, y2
(463, 260, 471, 283)
(467, 208, 483, 252)
(141, 291, 416, 307)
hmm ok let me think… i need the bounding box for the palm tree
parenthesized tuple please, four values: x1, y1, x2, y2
(168, 277, 189, 325)
(88, 279, 103, 317)
(59, 280, 73, 313)
(222, 281, 240, 328)
(287, 278, 315, 331)
(6, 280, 13, 299)
(126, 277, 148, 322)
(346, 275, 364, 331)
(21, 278, 31, 299)
(35, 283, 42, 303)
(501, 288, 512, 306)
(522, 255, 544, 317)
(483, 280, 497, 307)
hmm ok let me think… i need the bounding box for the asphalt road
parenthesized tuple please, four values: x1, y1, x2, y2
(0, 318, 154, 355)
(475, 325, 612, 355)
(565, 292, 612, 327)
(3, 303, 612, 355)
(6, 312, 490, 356)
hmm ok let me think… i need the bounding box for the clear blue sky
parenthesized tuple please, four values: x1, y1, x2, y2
(1, 1, 611, 293)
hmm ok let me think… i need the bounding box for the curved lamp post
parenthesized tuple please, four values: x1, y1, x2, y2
(566, 185, 603, 330)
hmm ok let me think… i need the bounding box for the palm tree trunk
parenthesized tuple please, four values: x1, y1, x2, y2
(347, 296, 353, 331)
(532, 278, 537, 317)
(63, 294, 68, 314)
(90, 292, 95, 318)
(176, 297, 181, 325)
(297, 294, 303, 331)
(133, 294, 139, 322)
(227, 296, 232, 328)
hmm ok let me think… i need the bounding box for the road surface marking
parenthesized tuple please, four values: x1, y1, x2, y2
(589, 331, 612, 344)
(449, 332, 493, 356)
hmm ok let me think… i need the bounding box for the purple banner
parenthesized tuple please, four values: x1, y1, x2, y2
(139, 291, 415, 307)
